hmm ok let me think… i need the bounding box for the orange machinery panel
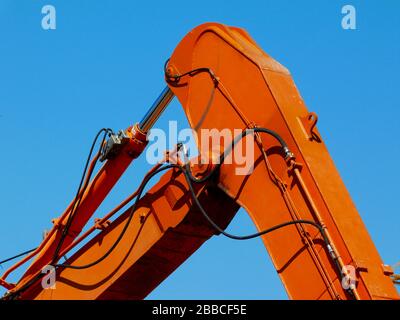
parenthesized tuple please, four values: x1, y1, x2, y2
(166, 23, 398, 300)
(5, 23, 398, 300)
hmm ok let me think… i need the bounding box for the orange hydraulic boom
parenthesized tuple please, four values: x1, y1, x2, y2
(1, 23, 398, 300)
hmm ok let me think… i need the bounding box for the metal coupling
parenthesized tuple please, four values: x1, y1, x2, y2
(100, 130, 129, 162)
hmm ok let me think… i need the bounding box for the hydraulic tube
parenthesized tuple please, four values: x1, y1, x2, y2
(139, 86, 174, 132)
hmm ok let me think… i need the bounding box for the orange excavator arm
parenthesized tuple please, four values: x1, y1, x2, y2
(1, 22, 398, 300)
(14, 165, 239, 300)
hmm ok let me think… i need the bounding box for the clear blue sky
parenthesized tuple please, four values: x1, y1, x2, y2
(0, 0, 399, 299)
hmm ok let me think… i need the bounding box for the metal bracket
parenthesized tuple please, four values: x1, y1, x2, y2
(382, 264, 394, 276)
(298, 112, 321, 142)
(100, 130, 129, 162)
(354, 260, 369, 273)
(94, 218, 111, 231)
(0, 278, 15, 290)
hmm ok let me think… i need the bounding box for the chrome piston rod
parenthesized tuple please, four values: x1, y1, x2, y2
(139, 86, 175, 132)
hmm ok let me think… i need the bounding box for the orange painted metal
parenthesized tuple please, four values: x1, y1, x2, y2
(8, 125, 148, 292)
(19, 167, 238, 300)
(3, 23, 398, 300)
(165, 23, 398, 299)
(0, 153, 101, 286)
